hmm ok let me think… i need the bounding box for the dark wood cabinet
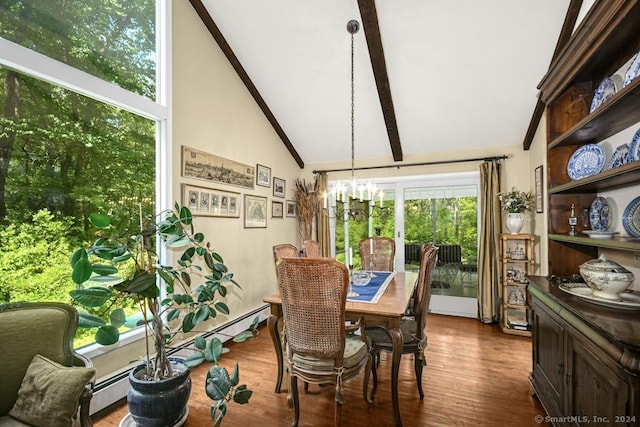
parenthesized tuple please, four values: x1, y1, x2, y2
(528, 277, 640, 426)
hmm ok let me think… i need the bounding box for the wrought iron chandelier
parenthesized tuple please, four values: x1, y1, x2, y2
(322, 19, 384, 220)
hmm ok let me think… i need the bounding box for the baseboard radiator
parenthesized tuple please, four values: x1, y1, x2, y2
(89, 304, 270, 417)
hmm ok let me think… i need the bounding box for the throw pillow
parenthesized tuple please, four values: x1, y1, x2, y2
(9, 354, 95, 427)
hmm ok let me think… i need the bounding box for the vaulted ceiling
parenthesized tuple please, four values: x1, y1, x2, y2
(190, 1, 574, 168)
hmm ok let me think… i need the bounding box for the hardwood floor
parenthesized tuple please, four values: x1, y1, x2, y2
(93, 313, 551, 427)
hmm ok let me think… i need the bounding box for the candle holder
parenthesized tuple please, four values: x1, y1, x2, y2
(569, 203, 577, 236)
(348, 264, 359, 297)
(368, 257, 377, 278)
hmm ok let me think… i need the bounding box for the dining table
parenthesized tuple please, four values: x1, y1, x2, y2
(263, 270, 417, 427)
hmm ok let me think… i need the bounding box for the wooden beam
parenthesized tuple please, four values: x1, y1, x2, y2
(522, 0, 583, 150)
(357, 0, 403, 161)
(189, 0, 305, 168)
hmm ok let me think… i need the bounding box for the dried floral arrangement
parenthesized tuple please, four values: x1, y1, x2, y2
(293, 178, 318, 240)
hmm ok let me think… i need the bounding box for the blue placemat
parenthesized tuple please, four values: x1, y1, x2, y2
(347, 271, 395, 303)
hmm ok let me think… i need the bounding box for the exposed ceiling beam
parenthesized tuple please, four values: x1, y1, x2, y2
(522, 0, 583, 150)
(189, 0, 305, 168)
(357, 0, 403, 161)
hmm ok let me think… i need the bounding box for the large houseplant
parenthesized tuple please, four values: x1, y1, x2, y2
(69, 203, 253, 426)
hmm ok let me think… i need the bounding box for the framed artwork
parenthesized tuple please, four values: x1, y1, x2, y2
(244, 194, 267, 228)
(256, 164, 271, 187)
(273, 177, 286, 198)
(272, 200, 284, 218)
(182, 184, 240, 218)
(535, 165, 544, 213)
(181, 146, 254, 189)
(286, 200, 296, 217)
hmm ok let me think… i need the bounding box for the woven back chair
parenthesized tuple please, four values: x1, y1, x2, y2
(273, 244, 299, 263)
(367, 244, 438, 400)
(301, 240, 321, 257)
(359, 237, 395, 271)
(275, 257, 374, 426)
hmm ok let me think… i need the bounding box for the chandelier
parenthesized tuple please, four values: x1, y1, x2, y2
(322, 19, 384, 220)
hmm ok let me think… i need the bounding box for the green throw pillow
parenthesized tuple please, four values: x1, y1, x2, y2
(9, 354, 95, 427)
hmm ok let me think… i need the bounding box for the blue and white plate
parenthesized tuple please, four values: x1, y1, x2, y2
(623, 51, 640, 88)
(606, 143, 631, 170)
(589, 196, 610, 231)
(589, 75, 623, 113)
(629, 128, 640, 161)
(567, 144, 605, 180)
(623, 196, 640, 238)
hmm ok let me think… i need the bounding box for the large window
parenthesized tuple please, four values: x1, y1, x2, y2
(0, 0, 168, 348)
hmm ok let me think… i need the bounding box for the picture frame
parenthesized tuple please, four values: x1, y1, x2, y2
(286, 200, 296, 218)
(256, 164, 271, 188)
(273, 177, 286, 198)
(535, 165, 544, 213)
(181, 146, 254, 189)
(272, 200, 284, 218)
(182, 184, 240, 218)
(244, 194, 267, 228)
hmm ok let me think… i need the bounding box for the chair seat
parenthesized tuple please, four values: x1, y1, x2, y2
(0, 415, 31, 427)
(291, 335, 368, 371)
(367, 320, 422, 346)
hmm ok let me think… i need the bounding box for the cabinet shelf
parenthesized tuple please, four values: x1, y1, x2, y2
(548, 78, 640, 149)
(548, 160, 640, 194)
(501, 234, 534, 337)
(548, 233, 640, 252)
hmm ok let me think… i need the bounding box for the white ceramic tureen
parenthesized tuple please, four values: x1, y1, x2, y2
(579, 255, 635, 300)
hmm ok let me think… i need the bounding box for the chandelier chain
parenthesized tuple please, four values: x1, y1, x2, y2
(351, 29, 355, 180)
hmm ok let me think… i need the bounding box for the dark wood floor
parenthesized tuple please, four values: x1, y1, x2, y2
(93, 313, 551, 427)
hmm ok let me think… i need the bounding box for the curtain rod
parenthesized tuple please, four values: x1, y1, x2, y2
(312, 155, 508, 174)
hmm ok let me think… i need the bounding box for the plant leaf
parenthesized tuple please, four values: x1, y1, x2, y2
(215, 302, 229, 315)
(179, 206, 192, 225)
(126, 272, 157, 294)
(206, 366, 231, 400)
(194, 335, 206, 350)
(184, 352, 205, 368)
(95, 325, 120, 345)
(69, 248, 88, 267)
(233, 386, 252, 404)
(70, 287, 113, 307)
(230, 363, 239, 387)
(71, 257, 94, 285)
(91, 264, 119, 276)
(77, 311, 106, 328)
(110, 308, 126, 328)
(89, 213, 110, 228)
(232, 330, 255, 343)
(194, 305, 209, 325)
(182, 312, 195, 333)
(205, 337, 223, 363)
(166, 308, 180, 322)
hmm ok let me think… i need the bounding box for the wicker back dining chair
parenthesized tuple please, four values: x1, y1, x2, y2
(275, 257, 375, 427)
(359, 237, 395, 271)
(301, 239, 320, 257)
(273, 244, 299, 263)
(367, 244, 438, 400)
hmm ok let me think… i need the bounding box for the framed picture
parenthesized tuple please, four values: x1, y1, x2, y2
(182, 184, 240, 218)
(273, 177, 286, 198)
(181, 146, 254, 189)
(272, 200, 284, 218)
(535, 165, 544, 213)
(256, 164, 271, 187)
(244, 194, 267, 228)
(286, 200, 296, 217)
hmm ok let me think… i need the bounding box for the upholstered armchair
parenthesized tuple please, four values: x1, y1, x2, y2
(0, 302, 95, 427)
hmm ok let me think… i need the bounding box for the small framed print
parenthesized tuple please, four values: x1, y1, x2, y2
(286, 200, 296, 218)
(182, 184, 240, 218)
(535, 165, 544, 213)
(272, 200, 284, 218)
(244, 194, 267, 228)
(273, 177, 286, 198)
(256, 164, 271, 187)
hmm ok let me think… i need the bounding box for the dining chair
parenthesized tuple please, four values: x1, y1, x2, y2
(301, 239, 320, 257)
(275, 257, 375, 427)
(273, 243, 299, 263)
(359, 237, 395, 271)
(367, 244, 438, 400)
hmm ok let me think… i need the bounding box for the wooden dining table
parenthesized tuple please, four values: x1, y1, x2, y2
(263, 271, 417, 427)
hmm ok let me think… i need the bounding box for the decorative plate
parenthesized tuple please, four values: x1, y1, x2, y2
(623, 51, 640, 88)
(567, 144, 605, 180)
(622, 196, 640, 238)
(606, 143, 630, 170)
(629, 127, 640, 161)
(559, 283, 640, 310)
(589, 75, 623, 113)
(583, 230, 619, 239)
(589, 196, 610, 231)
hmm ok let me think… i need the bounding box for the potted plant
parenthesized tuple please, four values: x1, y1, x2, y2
(498, 187, 534, 234)
(69, 203, 254, 426)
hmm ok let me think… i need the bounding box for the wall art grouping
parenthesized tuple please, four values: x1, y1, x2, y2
(182, 145, 255, 189)
(182, 184, 240, 218)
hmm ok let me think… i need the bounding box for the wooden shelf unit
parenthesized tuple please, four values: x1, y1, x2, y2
(500, 233, 534, 337)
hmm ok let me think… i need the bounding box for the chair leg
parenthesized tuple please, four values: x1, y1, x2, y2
(334, 395, 342, 427)
(414, 351, 424, 400)
(370, 350, 379, 401)
(363, 351, 375, 403)
(289, 375, 300, 427)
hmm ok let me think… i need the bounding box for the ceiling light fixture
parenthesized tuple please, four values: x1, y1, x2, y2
(322, 19, 384, 220)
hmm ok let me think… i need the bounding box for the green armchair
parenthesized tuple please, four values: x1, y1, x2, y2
(0, 302, 95, 427)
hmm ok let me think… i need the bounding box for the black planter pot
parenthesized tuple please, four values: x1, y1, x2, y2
(128, 357, 192, 427)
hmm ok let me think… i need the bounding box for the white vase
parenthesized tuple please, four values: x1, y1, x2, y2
(506, 213, 524, 234)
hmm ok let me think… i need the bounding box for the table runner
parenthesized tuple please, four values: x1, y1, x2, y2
(347, 271, 396, 303)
